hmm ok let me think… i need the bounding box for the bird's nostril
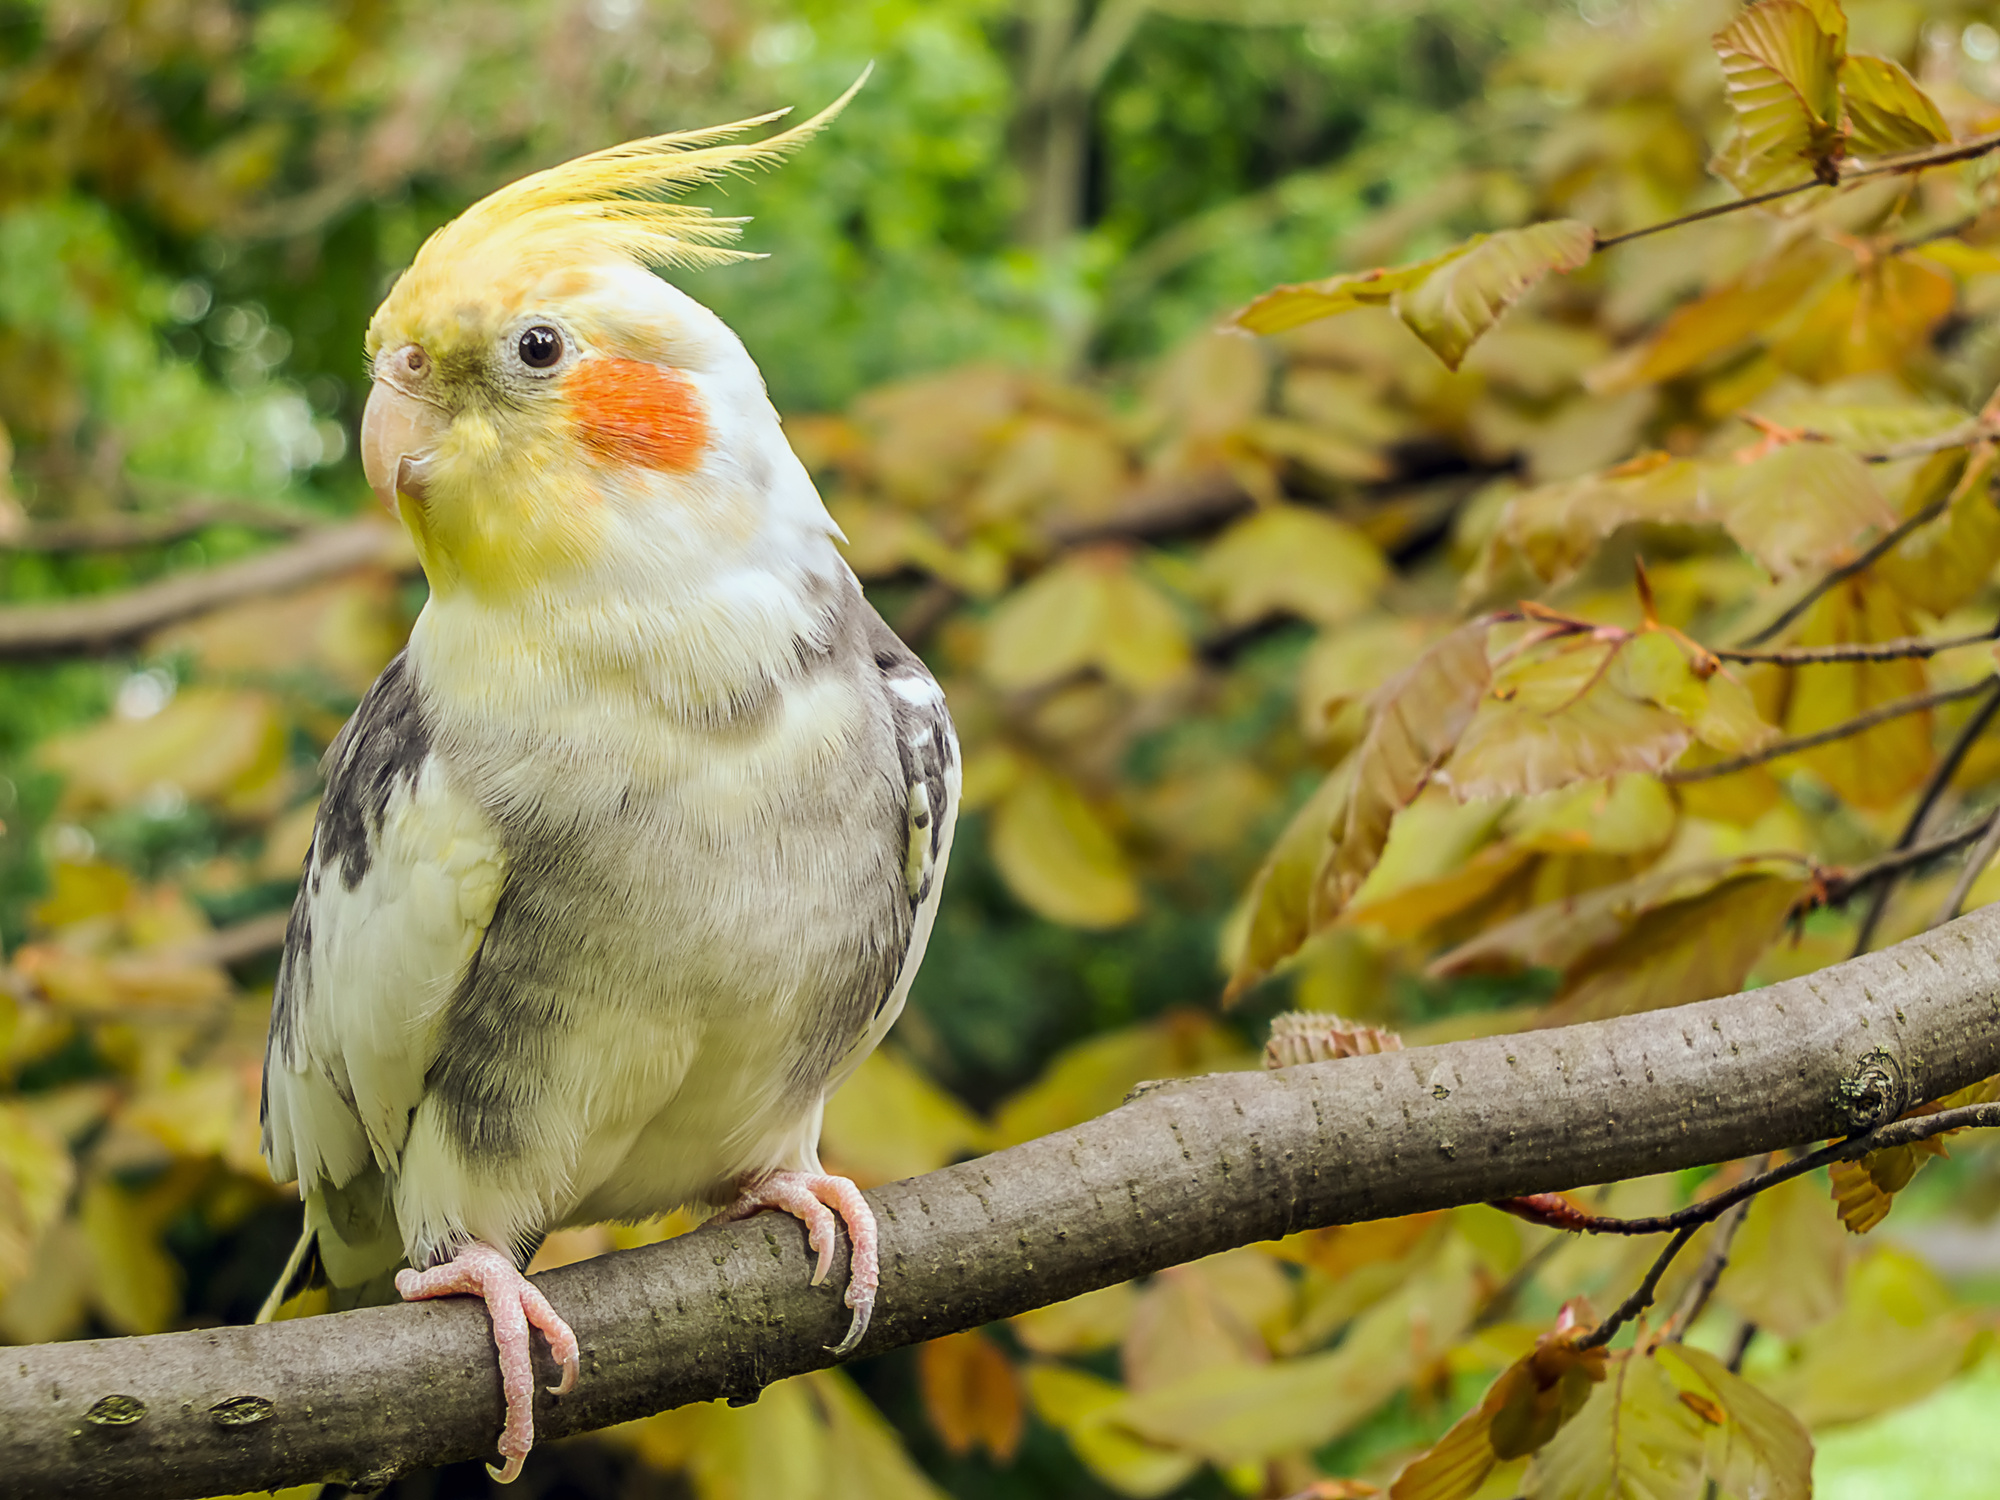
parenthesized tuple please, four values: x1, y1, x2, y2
(401, 346, 429, 377)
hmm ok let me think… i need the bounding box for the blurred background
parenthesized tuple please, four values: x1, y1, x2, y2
(11, 0, 2000, 1496)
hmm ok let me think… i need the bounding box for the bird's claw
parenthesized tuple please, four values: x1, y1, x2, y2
(717, 1170, 879, 1355)
(397, 1241, 578, 1484)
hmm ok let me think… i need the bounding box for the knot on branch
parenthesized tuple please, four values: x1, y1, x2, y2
(1832, 1047, 1909, 1133)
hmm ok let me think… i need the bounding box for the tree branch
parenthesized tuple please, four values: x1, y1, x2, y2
(1661, 677, 1994, 783)
(1713, 626, 2000, 665)
(0, 520, 412, 661)
(10, 907, 2000, 1496)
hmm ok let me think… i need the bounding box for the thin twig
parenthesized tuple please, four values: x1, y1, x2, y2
(1591, 131, 2000, 253)
(1819, 814, 2000, 911)
(1714, 627, 2000, 664)
(1665, 1168, 1765, 1341)
(1852, 678, 2000, 954)
(1662, 677, 1995, 783)
(1579, 1224, 1701, 1349)
(1937, 806, 2000, 927)
(1735, 497, 1952, 648)
(1580, 1100, 2000, 1347)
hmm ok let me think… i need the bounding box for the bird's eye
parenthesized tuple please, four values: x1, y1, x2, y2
(517, 325, 564, 370)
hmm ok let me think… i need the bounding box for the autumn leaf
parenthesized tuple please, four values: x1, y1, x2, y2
(1232, 262, 1434, 337)
(1712, 0, 1847, 195)
(1263, 1011, 1405, 1068)
(988, 770, 1142, 929)
(1524, 1349, 1708, 1500)
(0, 1103, 73, 1300)
(1318, 622, 1492, 917)
(1390, 1312, 1607, 1499)
(1715, 1170, 1850, 1339)
(1226, 762, 1354, 1001)
(1394, 221, 1596, 370)
(1436, 638, 1691, 801)
(1654, 1344, 1812, 1500)
(984, 549, 1190, 693)
(1197, 505, 1388, 628)
(1773, 581, 1934, 808)
(919, 1330, 1024, 1462)
(1839, 53, 1952, 155)
(1702, 441, 1896, 579)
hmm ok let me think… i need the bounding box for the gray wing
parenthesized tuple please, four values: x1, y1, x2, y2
(260, 651, 507, 1285)
(824, 608, 961, 1089)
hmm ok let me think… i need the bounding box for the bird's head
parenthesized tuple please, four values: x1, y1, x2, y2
(360, 78, 863, 604)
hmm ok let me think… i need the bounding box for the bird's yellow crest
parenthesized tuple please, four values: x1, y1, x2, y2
(371, 69, 868, 346)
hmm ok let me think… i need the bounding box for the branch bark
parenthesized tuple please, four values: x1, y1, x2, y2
(0, 520, 413, 661)
(10, 906, 2000, 1499)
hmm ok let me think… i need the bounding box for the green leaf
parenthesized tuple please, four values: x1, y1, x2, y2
(1396, 221, 1596, 370)
(1840, 53, 1952, 155)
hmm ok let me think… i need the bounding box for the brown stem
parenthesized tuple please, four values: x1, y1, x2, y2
(1662, 677, 1994, 783)
(1735, 497, 1953, 648)
(1936, 808, 2000, 927)
(1580, 1100, 2000, 1348)
(1851, 678, 2000, 955)
(8, 499, 322, 552)
(1713, 627, 2000, 664)
(1593, 130, 2000, 253)
(0, 520, 410, 661)
(1819, 814, 2000, 911)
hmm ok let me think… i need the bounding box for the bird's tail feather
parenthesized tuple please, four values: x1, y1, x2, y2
(256, 1224, 323, 1324)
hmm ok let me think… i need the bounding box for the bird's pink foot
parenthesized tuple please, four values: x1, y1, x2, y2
(717, 1170, 879, 1356)
(396, 1241, 579, 1483)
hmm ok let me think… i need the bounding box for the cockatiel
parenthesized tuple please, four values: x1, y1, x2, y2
(258, 77, 960, 1483)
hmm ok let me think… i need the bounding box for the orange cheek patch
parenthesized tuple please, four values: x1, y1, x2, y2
(567, 358, 709, 472)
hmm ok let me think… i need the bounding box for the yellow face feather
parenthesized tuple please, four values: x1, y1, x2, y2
(359, 73, 865, 604)
(366, 69, 867, 362)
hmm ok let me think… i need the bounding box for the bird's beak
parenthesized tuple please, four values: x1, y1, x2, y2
(361, 373, 448, 515)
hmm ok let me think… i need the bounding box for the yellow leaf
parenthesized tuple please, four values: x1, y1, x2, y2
(1297, 616, 1432, 742)
(1492, 453, 1705, 587)
(1320, 622, 1492, 916)
(1525, 1350, 1707, 1500)
(1233, 262, 1432, 337)
(258, 796, 321, 881)
(984, 551, 1189, 692)
(1024, 1363, 1199, 1498)
(988, 771, 1141, 929)
(1225, 760, 1353, 1000)
(1712, 0, 1846, 196)
(1122, 1263, 1268, 1395)
(1591, 245, 1839, 391)
(1012, 1281, 1138, 1356)
(1113, 1240, 1480, 1465)
(972, 414, 1133, 523)
(1777, 581, 1933, 807)
(1390, 1321, 1607, 1499)
(1880, 448, 2000, 616)
(1840, 53, 1952, 155)
(821, 1047, 991, 1188)
(1437, 639, 1690, 801)
(1702, 443, 1896, 578)
(80, 1175, 182, 1335)
(991, 1012, 1249, 1148)
(1540, 869, 1804, 1024)
(1755, 1245, 1983, 1427)
(1655, 1345, 1812, 1500)
(919, 1330, 1023, 1462)
(1771, 254, 1957, 380)
(1505, 776, 1676, 857)
(0, 1102, 73, 1300)
(1395, 221, 1596, 371)
(39, 686, 288, 816)
(30, 859, 135, 930)
(148, 570, 405, 695)
(1197, 505, 1387, 628)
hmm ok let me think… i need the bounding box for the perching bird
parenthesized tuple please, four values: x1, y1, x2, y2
(258, 76, 959, 1483)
